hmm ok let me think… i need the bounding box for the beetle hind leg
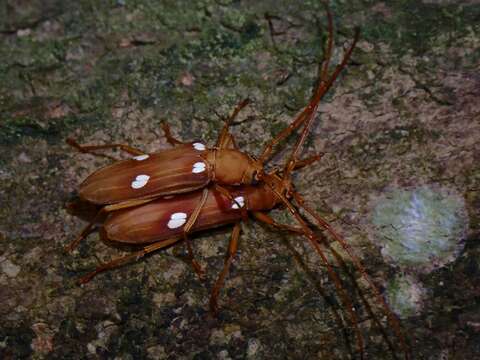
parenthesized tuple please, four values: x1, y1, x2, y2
(77, 238, 180, 284)
(66, 199, 155, 252)
(171, 243, 205, 280)
(181, 234, 206, 280)
(65, 209, 107, 252)
(66, 138, 145, 159)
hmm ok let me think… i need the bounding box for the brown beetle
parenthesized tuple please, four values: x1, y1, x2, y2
(66, 2, 410, 358)
(65, 8, 358, 252)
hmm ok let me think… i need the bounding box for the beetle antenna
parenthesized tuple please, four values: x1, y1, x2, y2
(258, 3, 358, 165)
(282, 27, 359, 179)
(277, 230, 356, 355)
(263, 175, 365, 357)
(320, 234, 400, 358)
(291, 190, 411, 359)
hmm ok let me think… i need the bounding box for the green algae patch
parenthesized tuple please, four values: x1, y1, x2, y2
(372, 186, 469, 274)
(385, 273, 427, 318)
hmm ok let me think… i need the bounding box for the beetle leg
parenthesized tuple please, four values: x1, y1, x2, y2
(209, 222, 241, 315)
(65, 209, 106, 252)
(181, 188, 210, 279)
(252, 211, 304, 233)
(181, 235, 205, 280)
(259, 6, 359, 165)
(77, 237, 180, 284)
(160, 122, 187, 146)
(66, 138, 145, 160)
(171, 245, 203, 275)
(292, 153, 325, 171)
(216, 98, 250, 149)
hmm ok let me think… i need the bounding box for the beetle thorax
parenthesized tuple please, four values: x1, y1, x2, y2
(206, 149, 259, 185)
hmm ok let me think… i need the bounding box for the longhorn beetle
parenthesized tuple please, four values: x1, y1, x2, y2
(64, 3, 357, 254)
(66, 2, 410, 358)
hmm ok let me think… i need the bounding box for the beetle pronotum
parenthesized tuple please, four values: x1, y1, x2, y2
(66, 2, 410, 358)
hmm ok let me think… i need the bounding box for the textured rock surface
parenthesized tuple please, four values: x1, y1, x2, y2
(1, 1, 479, 359)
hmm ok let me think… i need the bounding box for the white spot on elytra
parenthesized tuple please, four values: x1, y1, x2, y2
(231, 196, 245, 209)
(167, 212, 188, 229)
(133, 154, 149, 161)
(131, 174, 150, 189)
(192, 162, 206, 174)
(193, 142, 206, 151)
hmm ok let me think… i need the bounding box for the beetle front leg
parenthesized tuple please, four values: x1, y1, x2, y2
(216, 98, 250, 149)
(252, 211, 304, 233)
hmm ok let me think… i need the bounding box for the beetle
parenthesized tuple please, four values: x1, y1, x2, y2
(66, 3, 410, 357)
(64, 3, 359, 253)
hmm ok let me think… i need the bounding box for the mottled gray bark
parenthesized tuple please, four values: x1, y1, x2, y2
(1, 1, 479, 359)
